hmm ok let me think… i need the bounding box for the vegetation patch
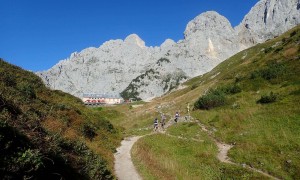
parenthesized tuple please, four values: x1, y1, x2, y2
(194, 83, 241, 110)
(156, 58, 170, 66)
(0, 59, 121, 179)
(194, 88, 226, 110)
(132, 129, 265, 179)
(257, 91, 278, 104)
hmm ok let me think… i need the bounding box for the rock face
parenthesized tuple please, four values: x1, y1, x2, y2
(37, 0, 300, 100)
(235, 0, 300, 48)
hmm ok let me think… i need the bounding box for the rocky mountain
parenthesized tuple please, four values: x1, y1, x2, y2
(37, 0, 300, 100)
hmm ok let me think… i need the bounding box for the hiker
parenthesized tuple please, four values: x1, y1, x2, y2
(174, 112, 179, 123)
(161, 114, 166, 129)
(154, 118, 159, 131)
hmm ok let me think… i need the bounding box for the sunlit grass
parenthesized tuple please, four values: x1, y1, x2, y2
(127, 26, 300, 179)
(132, 133, 266, 179)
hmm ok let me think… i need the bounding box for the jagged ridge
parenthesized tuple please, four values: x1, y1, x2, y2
(37, 0, 300, 100)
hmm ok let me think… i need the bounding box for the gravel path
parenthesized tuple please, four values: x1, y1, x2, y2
(114, 136, 143, 180)
(196, 121, 280, 180)
(114, 118, 279, 180)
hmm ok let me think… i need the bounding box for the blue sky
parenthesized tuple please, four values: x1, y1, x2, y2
(0, 0, 259, 71)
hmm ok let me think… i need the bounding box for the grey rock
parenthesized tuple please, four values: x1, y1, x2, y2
(37, 0, 300, 100)
(235, 0, 300, 49)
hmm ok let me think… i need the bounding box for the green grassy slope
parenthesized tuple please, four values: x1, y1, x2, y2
(188, 26, 300, 179)
(0, 59, 122, 179)
(111, 25, 300, 179)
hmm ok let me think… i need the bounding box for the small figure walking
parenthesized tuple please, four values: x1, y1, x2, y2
(161, 114, 166, 129)
(174, 112, 179, 123)
(154, 118, 159, 131)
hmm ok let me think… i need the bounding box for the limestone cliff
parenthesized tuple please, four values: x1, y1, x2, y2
(37, 0, 299, 100)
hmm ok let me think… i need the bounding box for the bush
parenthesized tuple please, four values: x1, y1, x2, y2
(194, 88, 226, 110)
(250, 70, 261, 79)
(96, 107, 103, 111)
(19, 83, 36, 100)
(223, 84, 242, 94)
(16, 149, 44, 172)
(191, 84, 198, 90)
(257, 92, 278, 104)
(274, 47, 283, 53)
(2, 73, 16, 87)
(290, 31, 297, 37)
(82, 124, 97, 140)
(260, 63, 286, 81)
(264, 47, 273, 54)
(250, 62, 286, 82)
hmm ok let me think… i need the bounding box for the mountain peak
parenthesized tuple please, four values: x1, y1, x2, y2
(184, 11, 233, 38)
(124, 34, 146, 48)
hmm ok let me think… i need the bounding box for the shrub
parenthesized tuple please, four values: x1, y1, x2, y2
(264, 47, 273, 54)
(223, 84, 242, 94)
(274, 47, 283, 53)
(260, 63, 286, 81)
(257, 92, 278, 104)
(250, 70, 261, 79)
(235, 76, 243, 83)
(96, 107, 103, 111)
(290, 31, 297, 37)
(191, 84, 198, 90)
(194, 88, 226, 110)
(82, 124, 97, 140)
(250, 62, 286, 83)
(16, 149, 44, 172)
(2, 73, 16, 87)
(19, 83, 36, 100)
(156, 58, 170, 66)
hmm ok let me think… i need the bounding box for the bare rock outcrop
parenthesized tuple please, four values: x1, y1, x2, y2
(37, 0, 299, 100)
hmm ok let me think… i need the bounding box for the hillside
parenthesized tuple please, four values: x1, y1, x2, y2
(107, 25, 300, 179)
(0, 59, 122, 179)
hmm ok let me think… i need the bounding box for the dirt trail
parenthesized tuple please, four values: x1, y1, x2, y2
(114, 117, 279, 180)
(196, 121, 280, 180)
(114, 136, 143, 180)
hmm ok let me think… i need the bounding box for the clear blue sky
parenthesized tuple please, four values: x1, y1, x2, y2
(0, 0, 259, 71)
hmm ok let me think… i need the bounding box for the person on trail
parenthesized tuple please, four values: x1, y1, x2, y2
(154, 118, 159, 131)
(161, 114, 166, 129)
(174, 112, 179, 123)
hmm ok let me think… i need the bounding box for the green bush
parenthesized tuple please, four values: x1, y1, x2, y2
(250, 70, 261, 79)
(257, 92, 278, 104)
(16, 149, 44, 172)
(191, 84, 198, 90)
(250, 62, 287, 83)
(260, 63, 286, 81)
(19, 83, 36, 100)
(222, 84, 242, 94)
(194, 88, 226, 110)
(290, 31, 297, 37)
(264, 47, 273, 54)
(96, 107, 103, 111)
(82, 123, 97, 140)
(2, 73, 16, 87)
(274, 47, 284, 53)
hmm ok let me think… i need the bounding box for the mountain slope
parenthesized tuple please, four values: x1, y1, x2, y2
(108, 25, 300, 179)
(0, 59, 122, 179)
(37, 0, 300, 101)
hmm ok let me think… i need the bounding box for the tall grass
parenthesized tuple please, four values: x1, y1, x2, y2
(132, 131, 266, 179)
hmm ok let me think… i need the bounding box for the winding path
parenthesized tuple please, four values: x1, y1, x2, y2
(114, 136, 143, 180)
(196, 121, 280, 180)
(114, 118, 280, 180)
